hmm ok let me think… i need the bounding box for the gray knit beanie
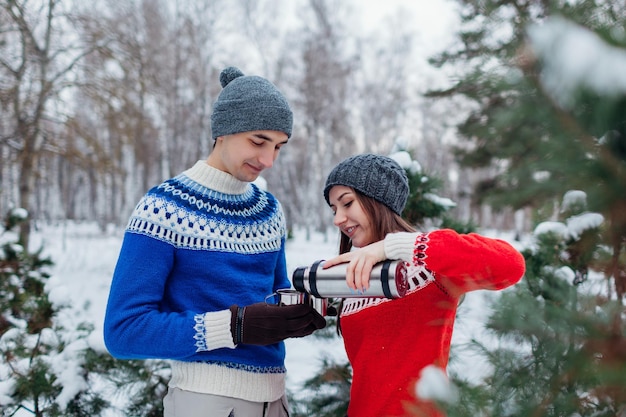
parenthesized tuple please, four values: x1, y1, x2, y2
(324, 154, 410, 215)
(211, 67, 293, 139)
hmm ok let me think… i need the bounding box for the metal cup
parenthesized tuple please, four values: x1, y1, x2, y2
(266, 289, 328, 316)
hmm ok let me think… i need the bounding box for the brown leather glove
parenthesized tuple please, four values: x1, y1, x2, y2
(230, 302, 326, 345)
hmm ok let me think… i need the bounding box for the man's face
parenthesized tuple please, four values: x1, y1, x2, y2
(209, 130, 289, 182)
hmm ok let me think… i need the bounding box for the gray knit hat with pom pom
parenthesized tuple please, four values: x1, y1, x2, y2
(210, 66, 293, 139)
(324, 154, 410, 215)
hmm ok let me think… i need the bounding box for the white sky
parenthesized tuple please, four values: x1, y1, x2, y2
(281, 0, 460, 57)
(358, 0, 460, 55)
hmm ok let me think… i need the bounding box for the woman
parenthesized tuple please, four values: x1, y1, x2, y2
(322, 153, 526, 417)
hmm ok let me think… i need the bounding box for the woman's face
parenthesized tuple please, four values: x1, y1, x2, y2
(328, 185, 374, 248)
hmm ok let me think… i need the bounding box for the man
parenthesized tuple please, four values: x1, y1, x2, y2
(104, 66, 326, 417)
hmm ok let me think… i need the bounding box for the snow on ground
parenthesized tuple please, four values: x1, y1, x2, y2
(21, 222, 517, 414)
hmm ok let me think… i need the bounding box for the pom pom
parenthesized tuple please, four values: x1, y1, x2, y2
(220, 66, 245, 88)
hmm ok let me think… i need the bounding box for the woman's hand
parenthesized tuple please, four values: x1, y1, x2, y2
(322, 241, 386, 293)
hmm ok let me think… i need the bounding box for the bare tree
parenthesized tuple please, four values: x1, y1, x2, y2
(354, 12, 415, 153)
(68, 0, 228, 225)
(0, 0, 464, 237)
(166, 0, 225, 175)
(0, 0, 106, 247)
(288, 0, 358, 235)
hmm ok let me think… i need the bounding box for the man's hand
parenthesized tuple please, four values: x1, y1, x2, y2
(230, 302, 326, 345)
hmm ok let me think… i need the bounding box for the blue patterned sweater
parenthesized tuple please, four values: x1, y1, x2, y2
(104, 160, 291, 401)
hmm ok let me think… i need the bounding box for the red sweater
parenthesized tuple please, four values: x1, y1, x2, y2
(340, 229, 526, 417)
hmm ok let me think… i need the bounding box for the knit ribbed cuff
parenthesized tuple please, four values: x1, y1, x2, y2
(169, 361, 286, 402)
(202, 309, 236, 350)
(384, 232, 420, 261)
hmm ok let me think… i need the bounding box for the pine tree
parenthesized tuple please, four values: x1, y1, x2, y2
(0, 208, 108, 416)
(422, 1, 626, 415)
(0, 208, 169, 416)
(440, 190, 626, 417)
(81, 349, 169, 417)
(429, 0, 626, 211)
(403, 162, 451, 227)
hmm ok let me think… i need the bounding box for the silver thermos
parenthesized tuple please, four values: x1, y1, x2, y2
(292, 259, 409, 299)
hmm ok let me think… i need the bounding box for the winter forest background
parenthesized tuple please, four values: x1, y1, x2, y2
(1, 0, 626, 416)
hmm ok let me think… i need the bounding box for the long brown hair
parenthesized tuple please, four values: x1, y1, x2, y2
(335, 190, 415, 334)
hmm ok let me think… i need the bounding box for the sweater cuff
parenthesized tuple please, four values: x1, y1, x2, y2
(384, 232, 421, 261)
(199, 309, 236, 351)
